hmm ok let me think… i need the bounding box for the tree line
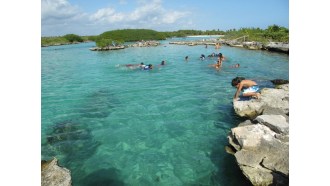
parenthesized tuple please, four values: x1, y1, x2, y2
(41, 25, 288, 47)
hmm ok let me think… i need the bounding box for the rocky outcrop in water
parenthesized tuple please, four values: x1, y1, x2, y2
(227, 84, 289, 186)
(89, 45, 126, 51)
(127, 40, 161, 47)
(41, 157, 72, 186)
(222, 40, 289, 54)
(264, 42, 289, 54)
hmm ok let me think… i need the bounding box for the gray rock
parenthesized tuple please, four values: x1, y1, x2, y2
(264, 42, 289, 54)
(229, 124, 276, 150)
(262, 106, 288, 122)
(41, 157, 72, 186)
(237, 119, 254, 127)
(228, 124, 289, 185)
(229, 84, 289, 185)
(233, 99, 264, 119)
(255, 115, 289, 134)
(260, 87, 289, 114)
(233, 84, 289, 119)
(275, 134, 289, 144)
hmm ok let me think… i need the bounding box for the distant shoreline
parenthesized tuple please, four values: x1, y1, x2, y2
(186, 35, 224, 37)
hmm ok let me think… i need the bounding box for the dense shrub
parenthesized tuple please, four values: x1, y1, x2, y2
(63, 34, 84, 42)
(223, 25, 289, 43)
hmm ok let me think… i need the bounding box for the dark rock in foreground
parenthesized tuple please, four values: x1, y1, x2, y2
(271, 79, 289, 85)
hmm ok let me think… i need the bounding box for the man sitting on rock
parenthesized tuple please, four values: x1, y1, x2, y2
(231, 77, 261, 100)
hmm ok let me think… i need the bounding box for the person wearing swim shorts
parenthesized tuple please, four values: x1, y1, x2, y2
(231, 77, 260, 100)
(143, 64, 153, 70)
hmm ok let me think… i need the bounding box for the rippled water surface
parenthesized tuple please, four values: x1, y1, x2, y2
(42, 39, 288, 186)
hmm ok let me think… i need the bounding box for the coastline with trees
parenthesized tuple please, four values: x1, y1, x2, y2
(41, 25, 288, 53)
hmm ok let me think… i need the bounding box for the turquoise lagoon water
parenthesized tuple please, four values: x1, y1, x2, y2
(41, 40, 289, 186)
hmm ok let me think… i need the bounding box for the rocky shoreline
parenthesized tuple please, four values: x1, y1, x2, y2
(169, 39, 289, 54)
(41, 158, 72, 186)
(89, 40, 161, 51)
(227, 84, 289, 185)
(41, 41, 92, 47)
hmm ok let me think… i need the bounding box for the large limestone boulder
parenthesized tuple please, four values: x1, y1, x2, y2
(229, 84, 289, 185)
(233, 84, 289, 119)
(228, 123, 289, 186)
(254, 115, 289, 135)
(264, 42, 289, 54)
(41, 157, 72, 186)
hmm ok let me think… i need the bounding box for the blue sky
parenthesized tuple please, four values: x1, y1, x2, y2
(41, 0, 288, 36)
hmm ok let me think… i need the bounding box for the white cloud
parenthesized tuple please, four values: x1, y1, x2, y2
(89, 0, 190, 27)
(162, 11, 187, 24)
(41, 0, 81, 21)
(41, 0, 191, 36)
(90, 8, 116, 22)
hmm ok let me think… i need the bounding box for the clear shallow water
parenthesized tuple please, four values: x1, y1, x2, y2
(41, 40, 288, 186)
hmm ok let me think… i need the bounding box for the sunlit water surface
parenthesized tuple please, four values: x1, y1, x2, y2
(42, 39, 288, 186)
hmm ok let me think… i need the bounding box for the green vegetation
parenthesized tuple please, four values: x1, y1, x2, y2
(41, 25, 288, 47)
(41, 34, 94, 46)
(222, 25, 289, 43)
(160, 29, 225, 38)
(95, 29, 166, 47)
(41, 36, 69, 46)
(63, 34, 83, 42)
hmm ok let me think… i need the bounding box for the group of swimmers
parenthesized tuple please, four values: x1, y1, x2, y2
(198, 51, 258, 100)
(190, 53, 257, 100)
(119, 55, 257, 100)
(182, 52, 240, 70)
(119, 60, 166, 70)
(202, 53, 240, 70)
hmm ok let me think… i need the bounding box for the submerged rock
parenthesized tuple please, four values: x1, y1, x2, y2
(45, 119, 100, 162)
(79, 89, 119, 118)
(41, 157, 72, 186)
(79, 168, 125, 186)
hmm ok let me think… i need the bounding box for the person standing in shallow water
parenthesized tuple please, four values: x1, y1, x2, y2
(231, 77, 260, 100)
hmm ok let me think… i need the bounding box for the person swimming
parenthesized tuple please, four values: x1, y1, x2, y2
(200, 54, 205, 60)
(143, 64, 153, 70)
(229, 63, 240, 68)
(139, 62, 146, 69)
